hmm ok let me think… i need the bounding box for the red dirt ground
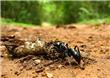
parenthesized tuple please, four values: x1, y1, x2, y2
(1, 24, 110, 78)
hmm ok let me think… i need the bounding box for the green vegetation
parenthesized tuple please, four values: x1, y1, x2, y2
(1, 18, 35, 27)
(79, 17, 110, 25)
(1, 1, 110, 26)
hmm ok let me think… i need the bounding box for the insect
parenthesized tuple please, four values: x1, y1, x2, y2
(45, 41, 81, 65)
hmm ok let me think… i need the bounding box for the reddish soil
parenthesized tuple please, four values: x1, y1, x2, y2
(1, 24, 110, 78)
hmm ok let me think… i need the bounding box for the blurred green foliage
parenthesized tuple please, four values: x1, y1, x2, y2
(1, 1, 42, 24)
(1, 1, 110, 25)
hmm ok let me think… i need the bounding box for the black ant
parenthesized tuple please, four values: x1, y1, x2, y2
(45, 41, 81, 65)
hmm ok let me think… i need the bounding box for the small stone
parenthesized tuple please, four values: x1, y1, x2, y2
(34, 59, 41, 64)
(46, 72, 53, 78)
(41, 72, 46, 77)
(0, 46, 8, 57)
(58, 64, 63, 69)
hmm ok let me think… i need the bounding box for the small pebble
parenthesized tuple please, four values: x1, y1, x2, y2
(45, 72, 53, 78)
(34, 59, 41, 64)
(58, 64, 63, 69)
